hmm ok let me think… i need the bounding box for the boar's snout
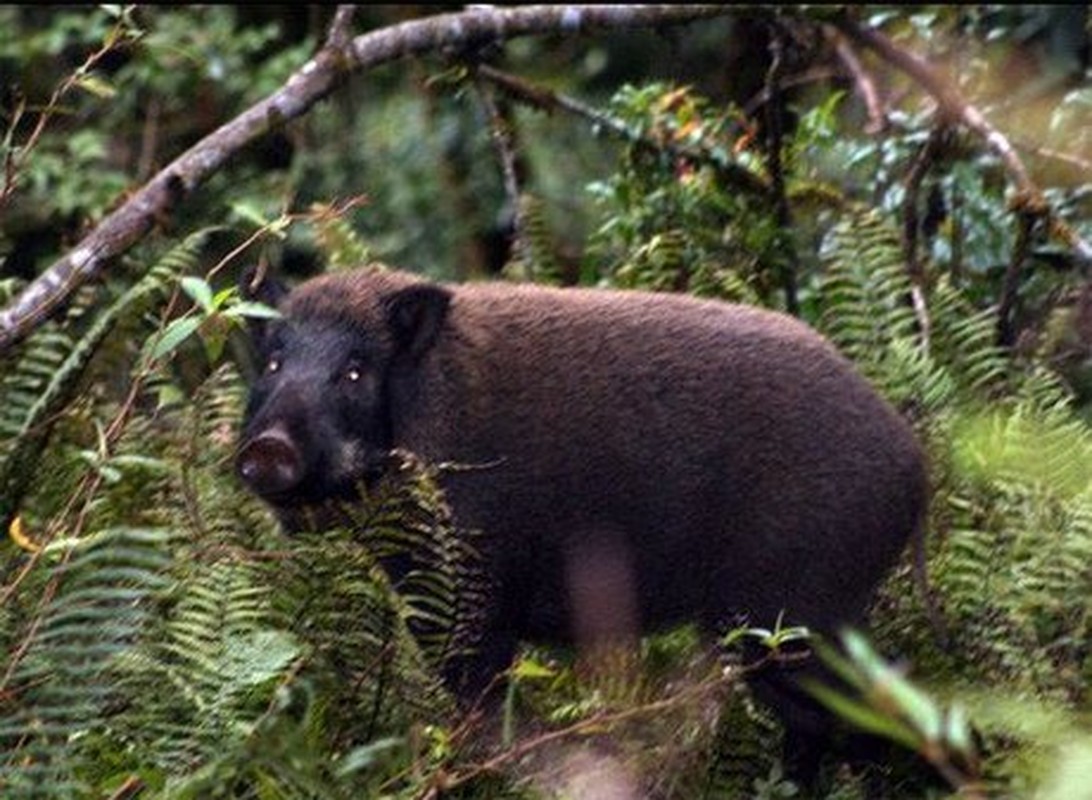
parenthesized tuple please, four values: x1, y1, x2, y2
(236, 426, 304, 497)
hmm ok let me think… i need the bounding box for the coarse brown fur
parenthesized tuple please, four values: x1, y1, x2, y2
(238, 265, 930, 779)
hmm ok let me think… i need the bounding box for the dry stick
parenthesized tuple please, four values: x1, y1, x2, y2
(902, 126, 947, 350)
(0, 4, 728, 356)
(325, 4, 357, 49)
(833, 16, 1033, 191)
(832, 15, 1092, 267)
(105, 776, 145, 800)
(997, 212, 1037, 349)
(834, 14, 1092, 349)
(763, 23, 799, 315)
(1015, 140, 1092, 176)
(827, 26, 888, 135)
(473, 71, 527, 261)
(416, 668, 741, 798)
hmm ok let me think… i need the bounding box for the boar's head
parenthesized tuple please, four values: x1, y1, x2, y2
(235, 268, 450, 512)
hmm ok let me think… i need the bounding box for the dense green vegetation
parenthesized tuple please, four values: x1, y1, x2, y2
(2, 5, 1092, 798)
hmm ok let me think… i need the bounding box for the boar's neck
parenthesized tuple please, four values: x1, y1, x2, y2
(387, 306, 494, 469)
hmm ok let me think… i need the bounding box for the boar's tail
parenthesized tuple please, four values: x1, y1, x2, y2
(911, 516, 950, 651)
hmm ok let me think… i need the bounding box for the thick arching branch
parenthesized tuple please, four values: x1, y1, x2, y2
(0, 4, 727, 356)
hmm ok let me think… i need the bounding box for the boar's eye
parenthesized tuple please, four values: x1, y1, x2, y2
(344, 364, 363, 383)
(265, 354, 282, 374)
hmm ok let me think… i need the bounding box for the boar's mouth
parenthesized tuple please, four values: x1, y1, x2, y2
(235, 429, 393, 510)
(251, 462, 402, 535)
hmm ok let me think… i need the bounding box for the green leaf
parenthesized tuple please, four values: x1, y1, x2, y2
(335, 737, 404, 777)
(882, 670, 945, 743)
(226, 301, 282, 320)
(148, 316, 202, 360)
(805, 680, 921, 752)
(75, 74, 117, 99)
(109, 455, 170, 473)
(945, 704, 975, 757)
(230, 201, 276, 230)
(811, 638, 868, 694)
(510, 657, 556, 681)
(181, 276, 215, 313)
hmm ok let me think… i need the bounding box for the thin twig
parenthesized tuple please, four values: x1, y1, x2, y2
(473, 71, 526, 260)
(0, 12, 137, 207)
(418, 667, 741, 798)
(827, 25, 888, 134)
(764, 22, 798, 315)
(106, 775, 145, 800)
(902, 126, 947, 349)
(997, 212, 1037, 348)
(1012, 137, 1092, 177)
(831, 15, 1033, 192)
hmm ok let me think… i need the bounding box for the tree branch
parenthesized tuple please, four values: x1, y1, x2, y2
(763, 22, 798, 315)
(831, 15, 1033, 192)
(476, 64, 770, 197)
(826, 26, 888, 134)
(997, 212, 1037, 348)
(0, 4, 728, 356)
(473, 71, 525, 249)
(832, 13, 1092, 272)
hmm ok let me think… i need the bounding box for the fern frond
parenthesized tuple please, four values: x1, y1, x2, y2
(309, 201, 373, 271)
(505, 193, 564, 286)
(819, 208, 918, 373)
(80, 362, 299, 779)
(613, 228, 689, 293)
(0, 527, 172, 798)
(0, 230, 216, 530)
(927, 280, 1008, 397)
(698, 687, 782, 799)
(273, 454, 479, 728)
(817, 208, 1025, 419)
(126, 556, 298, 774)
(0, 327, 78, 524)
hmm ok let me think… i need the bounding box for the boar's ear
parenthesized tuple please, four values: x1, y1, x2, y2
(238, 264, 287, 347)
(385, 283, 452, 361)
(240, 263, 288, 307)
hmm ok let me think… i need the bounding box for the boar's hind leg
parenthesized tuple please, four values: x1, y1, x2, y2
(441, 627, 519, 712)
(748, 661, 836, 788)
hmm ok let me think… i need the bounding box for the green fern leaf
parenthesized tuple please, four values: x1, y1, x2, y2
(0, 230, 217, 530)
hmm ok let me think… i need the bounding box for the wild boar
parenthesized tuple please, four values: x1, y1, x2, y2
(235, 265, 929, 773)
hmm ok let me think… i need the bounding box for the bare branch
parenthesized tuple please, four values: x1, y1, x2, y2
(832, 15, 1033, 193)
(832, 13, 1092, 272)
(473, 74, 523, 237)
(476, 64, 770, 197)
(902, 126, 947, 350)
(998, 212, 1037, 348)
(1012, 138, 1092, 179)
(827, 26, 888, 134)
(326, 5, 357, 49)
(763, 23, 798, 314)
(0, 4, 728, 356)
(0, 14, 137, 208)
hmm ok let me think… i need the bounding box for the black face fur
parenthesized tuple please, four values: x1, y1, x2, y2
(235, 274, 452, 514)
(237, 319, 393, 509)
